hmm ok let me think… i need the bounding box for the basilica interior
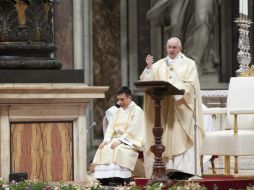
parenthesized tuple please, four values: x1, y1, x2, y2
(0, 0, 254, 188)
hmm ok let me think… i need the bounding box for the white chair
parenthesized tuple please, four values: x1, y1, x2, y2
(200, 77, 254, 175)
(201, 105, 227, 174)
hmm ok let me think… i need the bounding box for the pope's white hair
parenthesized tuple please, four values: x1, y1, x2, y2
(166, 37, 182, 49)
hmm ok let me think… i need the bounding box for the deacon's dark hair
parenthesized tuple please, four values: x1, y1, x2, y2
(115, 86, 132, 97)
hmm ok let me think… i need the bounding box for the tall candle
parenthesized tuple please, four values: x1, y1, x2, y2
(240, 0, 248, 16)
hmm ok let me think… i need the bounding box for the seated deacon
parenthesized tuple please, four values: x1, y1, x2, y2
(140, 37, 205, 177)
(93, 86, 145, 185)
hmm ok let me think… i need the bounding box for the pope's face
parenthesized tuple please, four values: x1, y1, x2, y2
(166, 39, 181, 59)
(116, 93, 131, 109)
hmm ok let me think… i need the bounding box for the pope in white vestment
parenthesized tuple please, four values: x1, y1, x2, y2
(93, 87, 145, 182)
(140, 37, 205, 178)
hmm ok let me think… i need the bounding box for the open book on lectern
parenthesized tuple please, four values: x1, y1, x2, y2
(134, 80, 185, 96)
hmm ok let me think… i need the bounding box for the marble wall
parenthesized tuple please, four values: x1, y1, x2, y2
(92, 0, 121, 138)
(55, 0, 74, 69)
(137, 0, 151, 75)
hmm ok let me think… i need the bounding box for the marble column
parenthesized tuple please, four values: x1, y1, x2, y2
(137, 0, 151, 78)
(73, 0, 84, 70)
(55, 0, 74, 69)
(92, 0, 121, 138)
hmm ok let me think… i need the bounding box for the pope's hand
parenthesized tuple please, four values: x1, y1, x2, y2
(99, 141, 109, 149)
(111, 140, 121, 149)
(146, 54, 153, 69)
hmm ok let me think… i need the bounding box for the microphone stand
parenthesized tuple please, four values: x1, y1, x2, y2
(86, 122, 96, 133)
(182, 80, 198, 177)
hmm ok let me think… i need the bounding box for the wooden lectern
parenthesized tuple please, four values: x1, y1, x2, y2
(134, 80, 184, 185)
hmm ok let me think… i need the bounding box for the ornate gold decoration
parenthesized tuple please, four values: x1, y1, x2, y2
(224, 155, 231, 175)
(238, 65, 254, 77)
(15, 1, 28, 28)
(234, 113, 238, 134)
(0, 1, 60, 69)
(44, 2, 51, 23)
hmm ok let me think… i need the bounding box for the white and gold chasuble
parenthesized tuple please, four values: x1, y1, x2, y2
(93, 101, 145, 178)
(140, 53, 205, 177)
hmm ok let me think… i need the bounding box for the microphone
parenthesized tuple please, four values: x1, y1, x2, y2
(86, 122, 96, 133)
(182, 80, 195, 96)
(115, 103, 120, 108)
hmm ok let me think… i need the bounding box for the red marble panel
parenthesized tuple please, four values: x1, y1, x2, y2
(11, 122, 72, 181)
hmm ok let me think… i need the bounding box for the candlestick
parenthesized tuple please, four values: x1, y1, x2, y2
(239, 0, 248, 16)
(234, 18, 252, 76)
